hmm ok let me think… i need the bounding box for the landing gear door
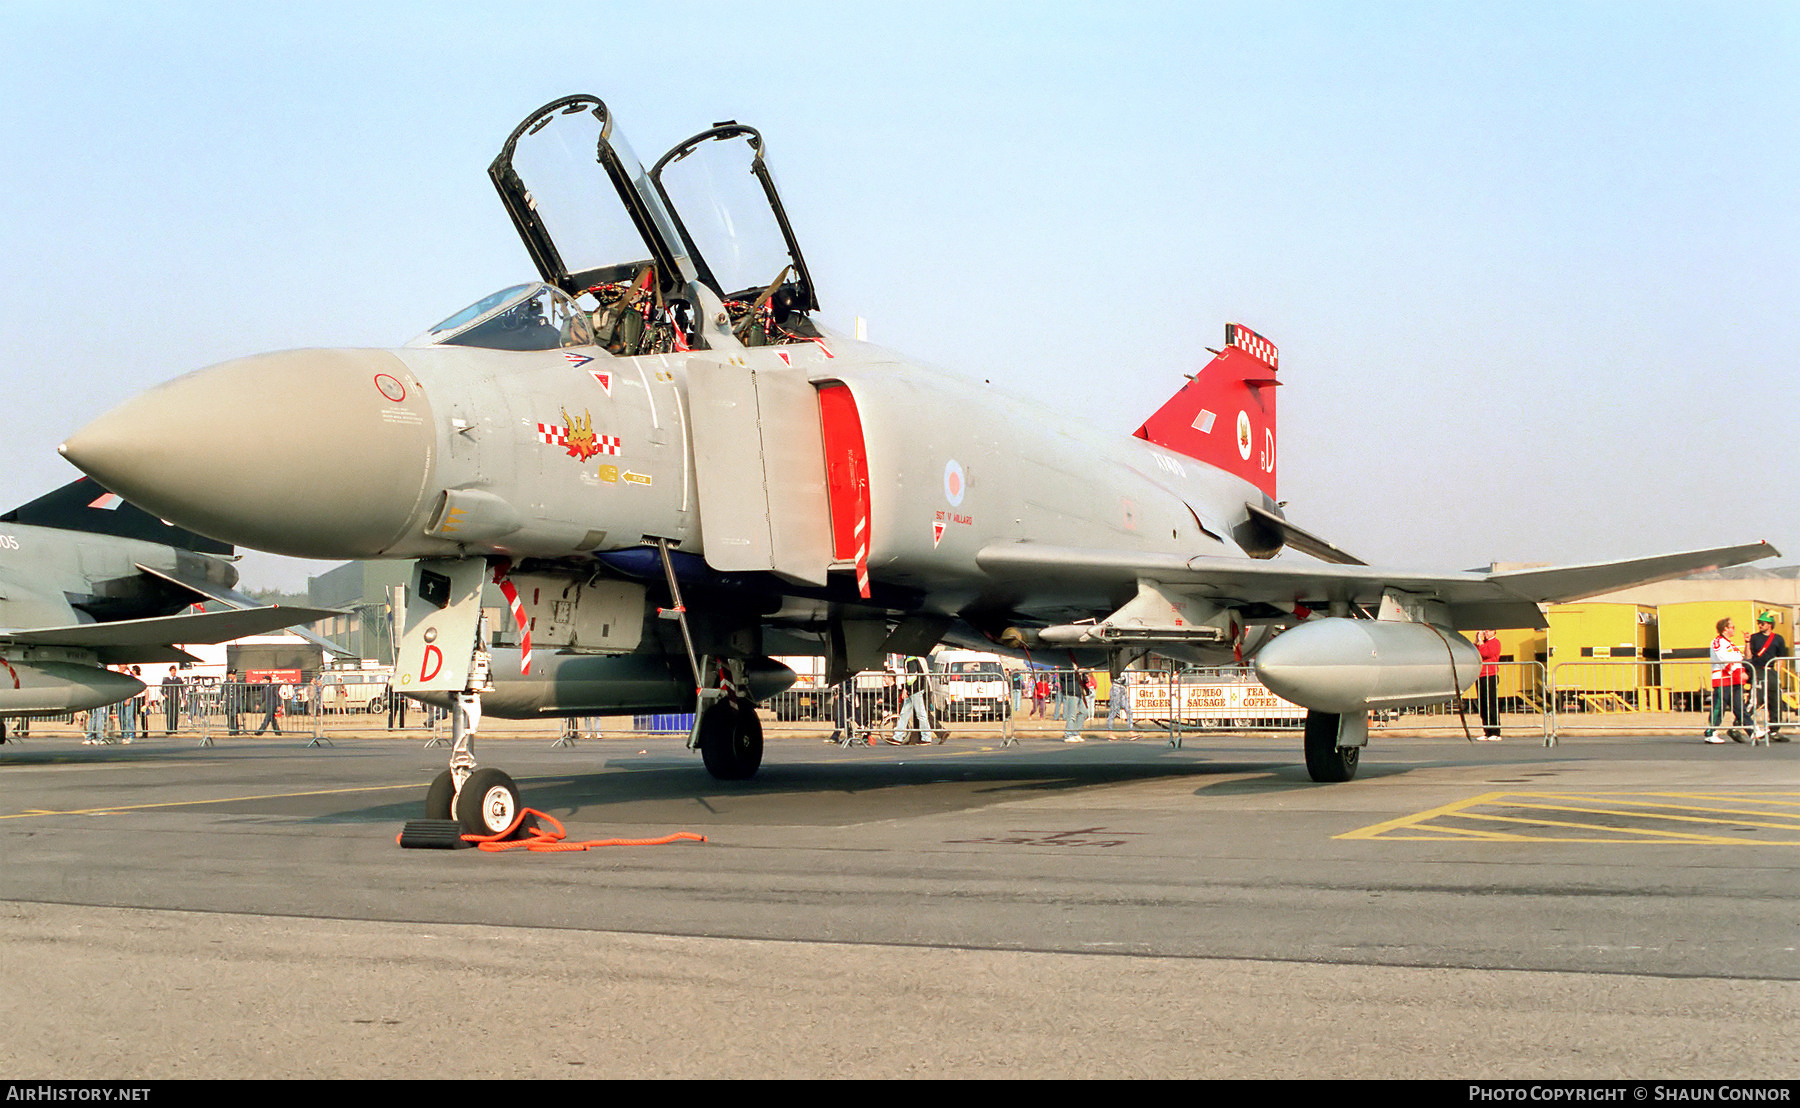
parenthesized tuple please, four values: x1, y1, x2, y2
(394, 558, 489, 694)
(488, 95, 693, 302)
(650, 125, 819, 339)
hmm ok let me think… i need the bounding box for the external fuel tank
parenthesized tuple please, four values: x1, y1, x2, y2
(1253, 618, 1481, 715)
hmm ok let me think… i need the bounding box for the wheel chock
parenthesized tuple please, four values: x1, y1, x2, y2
(397, 819, 473, 849)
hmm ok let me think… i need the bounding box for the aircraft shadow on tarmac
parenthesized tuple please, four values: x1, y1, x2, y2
(326, 750, 1398, 829)
(0, 739, 1451, 829)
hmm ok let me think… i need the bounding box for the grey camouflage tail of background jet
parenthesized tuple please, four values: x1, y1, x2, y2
(0, 478, 337, 736)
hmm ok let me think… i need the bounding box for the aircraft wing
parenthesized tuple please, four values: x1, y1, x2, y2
(133, 562, 353, 657)
(976, 541, 1780, 631)
(2, 605, 341, 649)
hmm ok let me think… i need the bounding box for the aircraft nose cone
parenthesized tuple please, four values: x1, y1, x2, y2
(60, 349, 436, 559)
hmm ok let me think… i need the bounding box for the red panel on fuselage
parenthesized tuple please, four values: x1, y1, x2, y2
(816, 382, 870, 562)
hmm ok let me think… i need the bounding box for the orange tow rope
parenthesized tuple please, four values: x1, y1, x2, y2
(460, 808, 707, 853)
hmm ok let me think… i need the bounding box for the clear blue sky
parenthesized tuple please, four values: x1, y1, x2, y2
(3, 1, 1795, 589)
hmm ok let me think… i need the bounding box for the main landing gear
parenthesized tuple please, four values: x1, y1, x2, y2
(655, 536, 765, 784)
(698, 697, 763, 781)
(1302, 709, 1363, 783)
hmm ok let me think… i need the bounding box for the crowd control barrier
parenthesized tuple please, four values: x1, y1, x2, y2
(73, 656, 1800, 750)
(1376, 661, 1551, 744)
(1546, 658, 1790, 742)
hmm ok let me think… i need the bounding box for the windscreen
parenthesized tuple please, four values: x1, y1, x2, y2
(415, 284, 594, 351)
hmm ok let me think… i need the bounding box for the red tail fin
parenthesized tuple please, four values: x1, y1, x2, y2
(1133, 323, 1279, 499)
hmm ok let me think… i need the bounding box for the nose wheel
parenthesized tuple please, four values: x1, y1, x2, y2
(424, 766, 523, 836)
(455, 767, 522, 835)
(425, 769, 455, 820)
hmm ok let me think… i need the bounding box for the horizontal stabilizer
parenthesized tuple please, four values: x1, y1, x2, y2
(1242, 503, 1366, 566)
(3, 604, 340, 649)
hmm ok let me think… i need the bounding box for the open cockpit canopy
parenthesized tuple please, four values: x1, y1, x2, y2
(651, 123, 818, 343)
(485, 95, 821, 353)
(489, 95, 690, 300)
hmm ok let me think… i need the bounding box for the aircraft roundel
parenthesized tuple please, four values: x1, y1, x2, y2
(944, 459, 966, 507)
(1236, 411, 1252, 461)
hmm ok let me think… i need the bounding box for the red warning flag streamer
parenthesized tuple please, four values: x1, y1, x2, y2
(492, 562, 532, 675)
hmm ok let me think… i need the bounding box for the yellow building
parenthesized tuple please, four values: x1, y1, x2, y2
(1544, 603, 1658, 695)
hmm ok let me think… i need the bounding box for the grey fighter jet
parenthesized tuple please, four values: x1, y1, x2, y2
(0, 478, 338, 738)
(58, 95, 1775, 832)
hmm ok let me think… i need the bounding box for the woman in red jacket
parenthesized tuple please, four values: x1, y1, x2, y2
(1475, 630, 1503, 740)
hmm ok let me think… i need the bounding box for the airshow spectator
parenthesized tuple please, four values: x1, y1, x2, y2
(1062, 667, 1089, 742)
(1748, 611, 1788, 742)
(1705, 617, 1750, 744)
(162, 667, 182, 734)
(887, 656, 936, 745)
(254, 676, 283, 735)
(1474, 631, 1502, 741)
(1107, 670, 1135, 732)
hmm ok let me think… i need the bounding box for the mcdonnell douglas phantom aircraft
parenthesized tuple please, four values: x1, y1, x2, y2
(58, 95, 1776, 835)
(0, 478, 336, 737)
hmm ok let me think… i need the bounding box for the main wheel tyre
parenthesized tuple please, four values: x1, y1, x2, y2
(455, 767, 523, 837)
(425, 769, 455, 820)
(699, 703, 764, 781)
(1303, 710, 1360, 783)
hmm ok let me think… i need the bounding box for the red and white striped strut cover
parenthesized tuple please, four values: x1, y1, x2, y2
(1225, 323, 1279, 372)
(496, 576, 532, 675)
(853, 516, 870, 599)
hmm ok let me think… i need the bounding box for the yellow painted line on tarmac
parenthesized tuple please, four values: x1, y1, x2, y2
(1, 781, 429, 821)
(1335, 790, 1514, 840)
(1338, 790, 1800, 844)
(1493, 798, 1800, 834)
(1446, 810, 1774, 845)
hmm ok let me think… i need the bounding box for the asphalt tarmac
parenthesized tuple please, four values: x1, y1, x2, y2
(2, 725, 1797, 1079)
